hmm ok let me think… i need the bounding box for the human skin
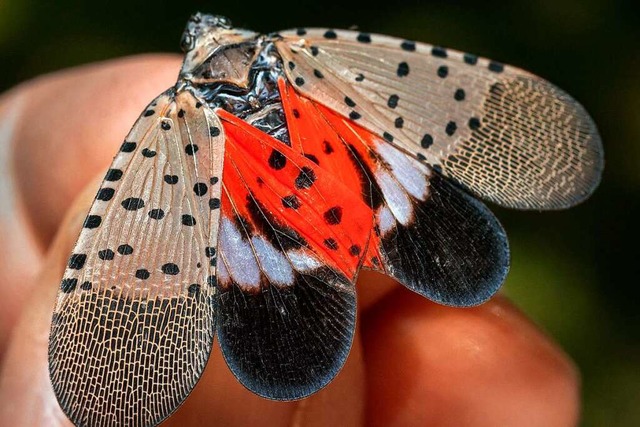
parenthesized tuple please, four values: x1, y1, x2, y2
(0, 55, 580, 426)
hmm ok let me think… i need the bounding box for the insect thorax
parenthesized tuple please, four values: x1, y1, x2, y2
(188, 40, 290, 144)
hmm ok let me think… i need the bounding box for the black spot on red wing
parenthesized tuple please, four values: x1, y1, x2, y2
(68, 254, 87, 270)
(181, 214, 196, 226)
(105, 169, 123, 181)
(209, 198, 221, 210)
(98, 249, 114, 261)
(96, 188, 115, 201)
(323, 238, 338, 250)
(303, 153, 320, 165)
(193, 183, 208, 196)
(323, 206, 343, 225)
(292, 109, 300, 118)
(396, 62, 409, 77)
(83, 215, 102, 229)
(117, 244, 133, 255)
(60, 278, 77, 293)
(161, 263, 180, 275)
(295, 167, 317, 189)
(135, 269, 150, 280)
(268, 149, 287, 170)
(185, 144, 199, 155)
(349, 245, 361, 256)
(148, 208, 165, 220)
(120, 141, 136, 152)
(121, 198, 145, 211)
(282, 194, 301, 209)
(164, 174, 179, 185)
(322, 140, 334, 154)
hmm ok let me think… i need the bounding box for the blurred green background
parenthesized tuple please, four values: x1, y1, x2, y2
(1, 0, 637, 425)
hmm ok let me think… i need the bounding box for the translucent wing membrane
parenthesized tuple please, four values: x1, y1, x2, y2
(49, 90, 225, 426)
(279, 79, 508, 306)
(276, 29, 604, 209)
(214, 109, 372, 399)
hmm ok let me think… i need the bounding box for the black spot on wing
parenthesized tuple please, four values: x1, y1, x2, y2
(120, 141, 137, 152)
(294, 167, 316, 189)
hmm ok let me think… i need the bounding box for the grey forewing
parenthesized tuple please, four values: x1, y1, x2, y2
(192, 40, 290, 144)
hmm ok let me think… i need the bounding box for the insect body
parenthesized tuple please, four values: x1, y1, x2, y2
(48, 13, 603, 427)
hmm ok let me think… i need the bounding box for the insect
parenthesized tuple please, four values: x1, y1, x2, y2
(48, 13, 603, 426)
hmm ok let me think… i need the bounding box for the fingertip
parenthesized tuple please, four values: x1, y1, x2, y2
(7, 54, 181, 248)
(362, 291, 580, 427)
(0, 176, 100, 427)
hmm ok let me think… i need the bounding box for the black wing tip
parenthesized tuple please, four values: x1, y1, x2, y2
(400, 201, 510, 308)
(221, 344, 352, 401)
(380, 173, 511, 308)
(216, 270, 356, 401)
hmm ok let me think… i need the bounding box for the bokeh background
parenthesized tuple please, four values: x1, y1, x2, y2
(1, 0, 637, 425)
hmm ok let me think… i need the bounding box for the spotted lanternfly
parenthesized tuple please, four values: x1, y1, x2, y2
(48, 13, 603, 426)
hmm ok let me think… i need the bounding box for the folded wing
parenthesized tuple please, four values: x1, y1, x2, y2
(48, 90, 224, 426)
(276, 29, 603, 209)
